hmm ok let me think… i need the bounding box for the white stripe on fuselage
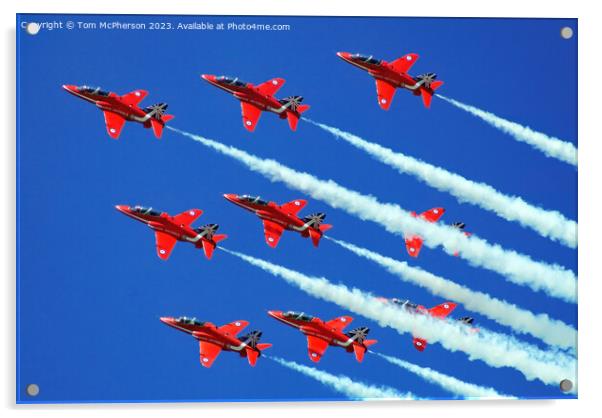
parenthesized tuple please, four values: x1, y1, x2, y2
(168, 322, 248, 351)
(206, 79, 290, 114)
(68, 89, 153, 122)
(272, 315, 354, 347)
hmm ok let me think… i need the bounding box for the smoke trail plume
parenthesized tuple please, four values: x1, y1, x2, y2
(373, 352, 515, 399)
(327, 237, 576, 350)
(222, 248, 576, 387)
(437, 95, 577, 167)
(270, 356, 417, 400)
(306, 119, 577, 248)
(169, 127, 577, 303)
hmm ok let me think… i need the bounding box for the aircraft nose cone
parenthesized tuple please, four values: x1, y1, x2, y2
(201, 74, 215, 82)
(114, 204, 129, 213)
(336, 51, 351, 60)
(159, 316, 172, 324)
(223, 193, 237, 202)
(62, 84, 77, 93)
(267, 310, 280, 318)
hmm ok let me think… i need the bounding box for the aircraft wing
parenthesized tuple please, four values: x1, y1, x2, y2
(405, 235, 423, 258)
(120, 89, 149, 106)
(413, 337, 428, 352)
(262, 220, 285, 248)
(155, 231, 178, 260)
(103, 110, 127, 139)
(389, 53, 420, 73)
(199, 341, 222, 368)
(172, 209, 203, 226)
(218, 320, 249, 337)
(374, 78, 397, 110)
(325, 316, 353, 332)
(280, 199, 307, 215)
(307, 335, 329, 363)
(428, 302, 458, 319)
(419, 207, 445, 223)
(256, 78, 285, 96)
(241, 102, 263, 132)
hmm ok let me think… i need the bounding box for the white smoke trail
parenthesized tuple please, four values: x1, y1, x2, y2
(221, 248, 576, 387)
(437, 95, 577, 167)
(306, 119, 577, 249)
(169, 127, 577, 303)
(270, 356, 417, 400)
(373, 352, 515, 399)
(327, 237, 576, 350)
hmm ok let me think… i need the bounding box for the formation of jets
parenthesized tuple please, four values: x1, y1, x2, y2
(64, 51, 482, 370)
(63, 51, 441, 139)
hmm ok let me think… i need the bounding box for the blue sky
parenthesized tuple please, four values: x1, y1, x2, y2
(17, 14, 577, 402)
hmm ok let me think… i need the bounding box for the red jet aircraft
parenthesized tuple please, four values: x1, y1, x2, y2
(63, 85, 174, 139)
(336, 52, 444, 109)
(404, 207, 446, 258)
(201, 74, 310, 132)
(223, 194, 332, 248)
(380, 298, 475, 352)
(115, 205, 227, 260)
(268, 310, 377, 363)
(160, 316, 272, 368)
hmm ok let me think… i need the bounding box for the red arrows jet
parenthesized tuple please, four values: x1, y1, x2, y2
(62, 84, 174, 139)
(404, 207, 446, 258)
(336, 52, 444, 109)
(268, 310, 377, 363)
(115, 205, 227, 260)
(223, 194, 332, 248)
(201, 74, 310, 132)
(379, 298, 475, 352)
(160, 316, 272, 368)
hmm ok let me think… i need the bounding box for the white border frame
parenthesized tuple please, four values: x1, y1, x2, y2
(4, 1, 599, 417)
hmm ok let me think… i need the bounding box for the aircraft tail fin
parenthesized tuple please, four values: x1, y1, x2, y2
(246, 343, 272, 367)
(319, 224, 333, 232)
(285, 104, 310, 131)
(200, 234, 227, 260)
(352, 339, 377, 363)
(308, 228, 323, 247)
(420, 81, 443, 109)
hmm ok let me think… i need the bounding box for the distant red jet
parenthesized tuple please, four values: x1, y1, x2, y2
(451, 221, 472, 257)
(63, 85, 174, 139)
(379, 298, 475, 352)
(115, 205, 227, 260)
(201, 74, 310, 131)
(223, 194, 332, 248)
(336, 52, 444, 109)
(404, 207, 446, 257)
(160, 316, 272, 368)
(268, 310, 377, 363)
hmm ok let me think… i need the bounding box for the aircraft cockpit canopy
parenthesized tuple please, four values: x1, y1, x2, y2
(239, 195, 268, 205)
(392, 299, 418, 310)
(217, 76, 248, 87)
(283, 311, 314, 322)
(175, 316, 205, 326)
(131, 206, 161, 216)
(77, 85, 110, 96)
(352, 54, 382, 65)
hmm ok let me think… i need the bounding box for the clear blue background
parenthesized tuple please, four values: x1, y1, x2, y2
(17, 14, 577, 403)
